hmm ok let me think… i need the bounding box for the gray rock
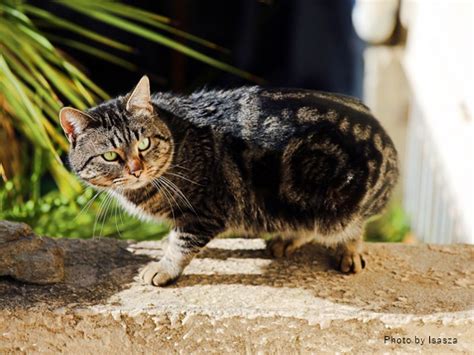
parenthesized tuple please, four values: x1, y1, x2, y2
(0, 220, 64, 284)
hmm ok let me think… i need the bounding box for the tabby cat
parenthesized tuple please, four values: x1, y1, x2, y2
(60, 76, 398, 286)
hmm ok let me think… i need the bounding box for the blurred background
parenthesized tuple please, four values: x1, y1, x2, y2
(0, 0, 472, 243)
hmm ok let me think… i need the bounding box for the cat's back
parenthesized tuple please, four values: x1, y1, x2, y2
(154, 86, 381, 150)
(258, 87, 372, 119)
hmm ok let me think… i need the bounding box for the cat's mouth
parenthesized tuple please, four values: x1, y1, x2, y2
(111, 175, 150, 190)
(110, 166, 166, 191)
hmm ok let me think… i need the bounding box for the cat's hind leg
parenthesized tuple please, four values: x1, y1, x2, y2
(337, 236, 366, 273)
(318, 221, 366, 273)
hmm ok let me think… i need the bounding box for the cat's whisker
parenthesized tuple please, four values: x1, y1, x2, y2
(160, 176, 197, 215)
(164, 171, 202, 186)
(154, 178, 181, 216)
(151, 180, 171, 223)
(117, 188, 126, 227)
(74, 190, 102, 222)
(95, 195, 108, 238)
(168, 163, 190, 171)
(98, 192, 114, 238)
(156, 177, 185, 212)
(95, 191, 114, 238)
(104, 191, 118, 236)
(113, 192, 124, 240)
(152, 179, 177, 226)
(92, 194, 108, 239)
(163, 180, 197, 215)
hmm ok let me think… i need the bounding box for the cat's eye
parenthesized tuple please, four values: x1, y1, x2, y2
(138, 137, 150, 151)
(102, 151, 119, 161)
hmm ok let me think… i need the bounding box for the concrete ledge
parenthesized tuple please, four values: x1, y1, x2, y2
(1, 237, 473, 353)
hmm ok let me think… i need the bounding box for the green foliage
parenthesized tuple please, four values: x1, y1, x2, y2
(0, 186, 169, 240)
(365, 203, 411, 242)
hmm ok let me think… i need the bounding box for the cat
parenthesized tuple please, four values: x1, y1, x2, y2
(59, 76, 398, 286)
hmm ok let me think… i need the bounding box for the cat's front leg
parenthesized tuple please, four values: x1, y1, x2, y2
(139, 229, 212, 286)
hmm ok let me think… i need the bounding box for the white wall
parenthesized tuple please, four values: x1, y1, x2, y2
(402, 0, 473, 243)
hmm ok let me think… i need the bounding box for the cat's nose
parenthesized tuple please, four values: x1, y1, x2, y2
(127, 158, 143, 178)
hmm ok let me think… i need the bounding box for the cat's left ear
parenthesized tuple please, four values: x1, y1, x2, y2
(126, 75, 153, 114)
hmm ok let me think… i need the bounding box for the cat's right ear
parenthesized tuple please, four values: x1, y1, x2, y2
(59, 107, 93, 144)
(126, 75, 152, 114)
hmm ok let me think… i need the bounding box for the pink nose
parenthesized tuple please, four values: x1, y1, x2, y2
(127, 158, 143, 178)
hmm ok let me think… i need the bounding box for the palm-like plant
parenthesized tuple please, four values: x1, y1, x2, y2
(0, 0, 258, 237)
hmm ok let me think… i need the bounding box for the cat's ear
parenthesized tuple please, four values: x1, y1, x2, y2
(126, 75, 152, 114)
(59, 107, 93, 143)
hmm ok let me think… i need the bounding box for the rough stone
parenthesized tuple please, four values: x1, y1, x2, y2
(0, 235, 473, 353)
(0, 221, 64, 284)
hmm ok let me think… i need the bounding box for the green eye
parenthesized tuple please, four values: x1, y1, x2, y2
(102, 151, 118, 161)
(138, 137, 150, 151)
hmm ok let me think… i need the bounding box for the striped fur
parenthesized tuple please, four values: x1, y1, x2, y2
(62, 79, 398, 286)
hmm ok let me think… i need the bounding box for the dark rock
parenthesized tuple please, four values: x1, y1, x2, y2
(0, 220, 64, 284)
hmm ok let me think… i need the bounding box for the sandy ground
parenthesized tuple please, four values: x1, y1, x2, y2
(1, 237, 473, 353)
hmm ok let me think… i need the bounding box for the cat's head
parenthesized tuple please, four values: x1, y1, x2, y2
(59, 76, 173, 191)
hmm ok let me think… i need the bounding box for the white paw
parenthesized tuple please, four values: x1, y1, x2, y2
(139, 261, 179, 286)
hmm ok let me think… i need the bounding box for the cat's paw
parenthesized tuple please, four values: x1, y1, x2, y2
(338, 252, 366, 273)
(139, 261, 179, 286)
(266, 237, 300, 258)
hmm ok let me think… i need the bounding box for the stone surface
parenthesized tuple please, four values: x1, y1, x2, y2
(0, 221, 64, 284)
(0, 236, 473, 353)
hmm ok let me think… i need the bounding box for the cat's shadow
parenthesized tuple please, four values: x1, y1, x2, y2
(173, 241, 340, 288)
(172, 241, 472, 316)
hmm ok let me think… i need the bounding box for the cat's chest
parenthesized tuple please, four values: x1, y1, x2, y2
(112, 191, 164, 222)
